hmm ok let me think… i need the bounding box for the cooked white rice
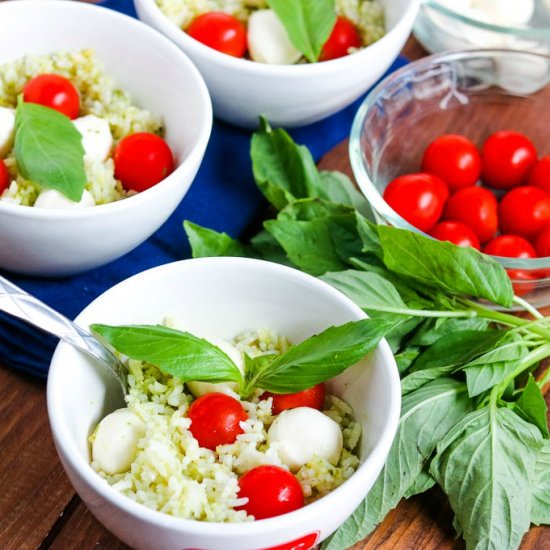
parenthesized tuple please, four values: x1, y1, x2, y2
(156, 0, 386, 50)
(91, 329, 362, 522)
(0, 49, 163, 206)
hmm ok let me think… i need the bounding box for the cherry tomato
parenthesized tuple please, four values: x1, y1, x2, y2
(23, 74, 80, 119)
(481, 130, 537, 189)
(498, 185, 550, 239)
(529, 155, 550, 194)
(236, 465, 304, 519)
(320, 17, 362, 61)
(264, 383, 325, 415)
(114, 132, 174, 192)
(383, 173, 448, 233)
(483, 234, 536, 259)
(535, 226, 550, 257)
(506, 269, 537, 297)
(187, 12, 247, 57)
(429, 221, 481, 250)
(443, 186, 498, 243)
(0, 160, 9, 194)
(187, 392, 247, 450)
(421, 134, 481, 191)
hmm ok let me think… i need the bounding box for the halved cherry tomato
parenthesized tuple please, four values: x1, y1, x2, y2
(535, 226, 550, 257)
(23, 74, 80, 119)
(264, 383, 325, 415)
(0, 160, 9, 194)
(529, 155, 550, 194)
(187, 12, 247, 57)
(498, 186, 550, 239)
(421, 134, 481, 191)
(429, 221, 480, 250)
(481, 130, 537, 189)
(187, 392, 247, 450)
(483, 234, 536, 259)
(320, 17, 362, 61)
(444, 186, 498, 243)
(114, 132, 174, 192)
(236, 465, 304, 519)
(383, 173, 448, 233)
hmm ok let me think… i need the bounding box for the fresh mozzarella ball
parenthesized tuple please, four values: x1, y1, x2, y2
(34, 188, 95, 209)
(73, 114, 113, 162)
(267, 407, 343, 471)
(92, 408, 145, 474)
(247, 10, 302, 65)
(471, 0, 534, 26)
(0, 107, 15, 157)
(186, 339, 245, 397)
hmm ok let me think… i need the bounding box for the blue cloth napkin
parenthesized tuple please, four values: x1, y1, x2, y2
(0, 0, 408, 378)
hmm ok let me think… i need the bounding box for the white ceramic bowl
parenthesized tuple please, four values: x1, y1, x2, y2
(134, 0, 420, 128)
(47, 257, 401, 550)
(0, 0, 212, 276)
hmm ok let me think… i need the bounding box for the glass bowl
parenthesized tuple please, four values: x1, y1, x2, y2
(349, 49, 550, 307)
(414, 0, 550, 54)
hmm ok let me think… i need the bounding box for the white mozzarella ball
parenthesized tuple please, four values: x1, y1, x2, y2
(73, 114, 113, 163)
(186, 338, 245, 397)
(0, 107, 15, 158)
(92, 408, 145, 474)
(267, 407, 343, 471)
(247, 10, 302, 65)
(34, 188, 95, 209)
(471, 0, 534, 26)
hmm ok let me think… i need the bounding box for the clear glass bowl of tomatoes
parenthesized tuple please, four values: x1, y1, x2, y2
(350, 49, 550, 307)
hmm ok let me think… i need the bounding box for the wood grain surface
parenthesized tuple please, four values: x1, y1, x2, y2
(0, 35, 548, 550)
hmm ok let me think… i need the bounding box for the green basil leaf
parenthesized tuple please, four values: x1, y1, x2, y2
(254, 318, 392, 393)
(403, 470, 436, 499)
(184, 220, 252, 258)
(514, 374, 549, 438)
(378, 226, 514, 307)
(430, 406, 543, 550)
(318, 171, 372, 215)
(250, 229, 295, 266)
(15, 102, 85, 201)
(322, 378, 472, 550)
(355, 213, 383, 258)
(277, 197, 354, 221)
(394, 348, 421, 374)
(532, 440, 550, 525)
(91, 324, 243, 384)
(408, 316, 490, 347)
(267, 0, 336, 62)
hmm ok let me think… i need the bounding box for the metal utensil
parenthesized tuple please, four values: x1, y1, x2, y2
(0, 275, 127, 393)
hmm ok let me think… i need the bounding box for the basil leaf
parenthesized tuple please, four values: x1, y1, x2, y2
(267, 0, 336, 63)
(184, 220, 251, 258)
(532, 440, 550, 525)
(250, 229, 295, 266)
(254, 318, 391, 393)
(322, 378, 472, 550)
(356, 213, 383, 259)
(430, 406, 543, 550)
(394, 348, 421, 374)
(408, 316, 490, 347)
(403, 470, 436, 499)
(15, 102, 86, 201)
(378, 226, 514, 307)
(91, 324, 243, 384)
(514, 374, 549, 438)
(318, 171, 371, 215)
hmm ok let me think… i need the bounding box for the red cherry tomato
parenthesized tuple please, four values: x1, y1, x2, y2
(114, 132, 174, 192)
(481, 130, 537, 189)
(429, 221, 481, 250)
(506, 269, 537, 297)
(264, 383, 325, 415)
(444, 186, 498, 243)
(535, 226, 550, 257)
(320, 17, 362, 61)
(498, 186, 550, 239)
(529, 155, 550, 194)
(483, 234, 536, 259)
(187, 392, 247, 450)
(421, 134, 481, 191)
(0, 160, 9, 194)
(383, 173, 449, 233)
(236, 465, 304, 519)
(23, 74, 80, 119)
(187, 12, 247, 57)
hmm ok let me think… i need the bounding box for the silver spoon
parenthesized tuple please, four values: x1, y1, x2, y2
(0, 275, 127, 394)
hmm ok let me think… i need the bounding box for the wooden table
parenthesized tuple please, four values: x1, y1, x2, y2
(1, 36, 549, 550)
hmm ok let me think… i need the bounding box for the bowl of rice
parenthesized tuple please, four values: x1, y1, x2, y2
(134, 0, 419, 128)
(47, 257, 401, 550)
(0, 0, 212, 276)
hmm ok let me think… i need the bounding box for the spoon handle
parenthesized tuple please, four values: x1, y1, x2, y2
(0, 275, 126, 390)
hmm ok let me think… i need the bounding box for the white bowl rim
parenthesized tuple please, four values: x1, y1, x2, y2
(0, 0, 213, 220)
(47, 256, 401, 536)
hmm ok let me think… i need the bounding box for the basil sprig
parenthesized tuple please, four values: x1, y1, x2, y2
(15, 101, 86, 201)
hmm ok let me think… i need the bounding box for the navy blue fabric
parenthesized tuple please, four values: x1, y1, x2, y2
(0, 0, 408, 378)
